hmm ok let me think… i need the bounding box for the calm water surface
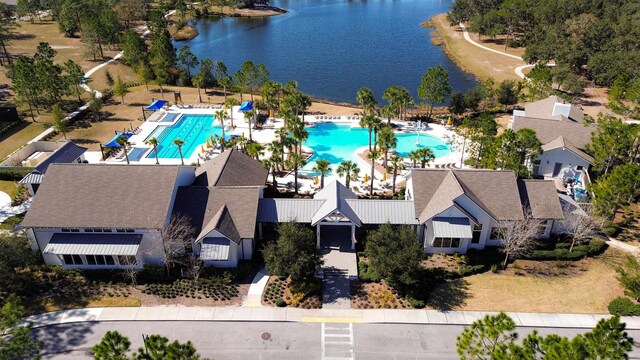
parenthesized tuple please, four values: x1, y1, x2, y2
(176, 0, 477, 104)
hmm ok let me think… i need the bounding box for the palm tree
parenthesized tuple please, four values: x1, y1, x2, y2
(145, 137, 160, 165)
(389, 155, 405, 194)
(313, 159, 331, 189)
(173, 138, 185, 165)
(116, 135, 131, 165)
(408, 150, 420, 168)
(377, 126, 397, 169)
(367, 149, 380, 196)
(264, 156, 279, 188)
(337, 160, 360, 189)
(370, 116, 383, 151)
(289, 118, 308, 155)
(215, 109, 227, 152)
(192, 73, 204, 103)
(417, 147, 435, 168)
(383, 85, 414, 122)
(287, 152, 307, 194)
(267, 140, 283, 170)
(246, 141, 264, 160)
(381, 104, 396, 125)
(359, 114, 375, 152)
(243, 110, 254, 141)
(224, 98, 239, 127)
(356, 86, 377, 115)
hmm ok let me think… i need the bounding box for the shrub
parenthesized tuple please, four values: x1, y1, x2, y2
(458, 264, 485, 277)
(602, 221, 622, 237)
(358, 262, 381, 283)
(0, 169, 31, 181)
(608, 297, 640, 316)
(406, 296, 425, 309)
(275, 298, 286, 307)
(490, 264, 499, 273)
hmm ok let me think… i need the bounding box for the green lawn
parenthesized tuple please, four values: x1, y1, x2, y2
(0, 122, 50, 161)
(0, 180, 17, 196)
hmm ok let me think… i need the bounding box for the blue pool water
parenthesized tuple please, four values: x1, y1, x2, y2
(302, 122, 451, 173)
(128, 147, 150, 161)
(146, 114, 224, 159)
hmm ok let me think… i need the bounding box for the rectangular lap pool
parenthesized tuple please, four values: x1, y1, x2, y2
(145, 114, 224, 159)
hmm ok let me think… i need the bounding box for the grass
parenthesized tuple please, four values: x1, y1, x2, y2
(0, 180, 18, 196)
(30, 296, 141, 314)
(0, 214, 24, 231)
(427, 248, 626, 314)
(0, 122, 50, 160)
(431, 14, 524, 82)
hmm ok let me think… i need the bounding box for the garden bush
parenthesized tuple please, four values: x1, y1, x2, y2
(406, 296, 425, 309)
(458, 264, 485, 277)
(602, 221, 622, 237)
(358, 262, 381, 283)
(608, 297, 640, 316)
(529, 238, 607, 260)
(0, 168, 31, 181)
(275, 298, 286, 307)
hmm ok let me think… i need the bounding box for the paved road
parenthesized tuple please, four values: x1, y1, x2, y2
(33, 321, 640, 359)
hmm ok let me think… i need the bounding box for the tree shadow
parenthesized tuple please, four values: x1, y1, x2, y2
(32, 321, 96, 357)
(425, 278, 470, 311)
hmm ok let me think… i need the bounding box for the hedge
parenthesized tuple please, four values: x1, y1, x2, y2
(458, 264, 485, 277)
(608, 297, 640, 316)
(0, 168, 32, 181)
(358, 261, 381, 283)
(529, 238, 607, 261)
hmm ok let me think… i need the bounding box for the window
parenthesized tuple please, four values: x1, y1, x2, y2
(490, 227, 506, 240)
(70, 228, 80, 232)
(61, 228, 71, 232)
(85, 255, 116, 266)
(62, 254, 83, 265)
(102, 228, 112, 233)
(105, 256, 115, 265)
(86, 255, 97, 265)
(116, 228, 126, 233)
(471, 224, 482, 244)
(84, 228, 94, 232)
(125, 229, 135, 233)
(96, 255, 106, 265)
(93, 228, 103, 232)
(576, 165, 583, 171)
(432, 237, 461, 248)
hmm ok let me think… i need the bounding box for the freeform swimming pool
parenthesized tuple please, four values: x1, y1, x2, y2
(145, 114, 224, 159)
(302, 122, 451, 173)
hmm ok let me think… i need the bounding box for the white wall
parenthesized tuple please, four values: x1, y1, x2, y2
(537, 149, 590, 179)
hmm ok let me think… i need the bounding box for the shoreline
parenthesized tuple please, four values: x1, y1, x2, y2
(430, 14, 483, 81)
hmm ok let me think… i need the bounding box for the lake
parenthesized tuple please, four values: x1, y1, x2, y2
(175, 0, 478, 104)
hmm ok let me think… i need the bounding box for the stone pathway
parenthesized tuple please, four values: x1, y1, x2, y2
(0, 198, 32, 224)
(320, 227, 358, 309)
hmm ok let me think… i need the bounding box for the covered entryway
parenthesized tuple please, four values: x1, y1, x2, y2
(319, 224, 353, 250)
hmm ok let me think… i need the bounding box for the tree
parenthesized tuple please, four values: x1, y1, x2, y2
(356, 86, 378, 115)
(365, 224, 422, 288)
(586, 117, 636, 175)
(113, 76, 129, 105)
(407, 150, 420, 168)
(337, 160, 360, 189)
(177, 45, 198, 81)
(366, 148, 380, 196)
(173, 139, 185, 165)
(246, 141, 264, 161)
(137, 64, 152, 91)
(524, 64, 552, 101)
(456, 312, 518, 360)
(161, 214, 195, 277)
(449, 91, 466, 117)
(0, 234, 37, 294)
(287, 152, 306, 194)
(418, 65, 451, 119)
(463, 87, 484, 113)
(376, 126, 396, 169)
(561, 207, 602, 252)
(52, 104, 68, 139)
(262, 221, 323, 281)
(145, 137, 160, 165)
(382, 85, 413, 122)
(416, 147, 435, 168)
(92, 330, 131, 360)
(496, 80, 519, 109)
(224, 98, 239, 128)
(149, 29, 176, 97)
(64, 59, 85, 102)
(389, 155, 405, 194)
(497, 210, 542, 267)
(197, 58, 215, 93)
(105, 69, 115, 88)
(7, 56, 40, 119)
(264, 156, 280, 188)
(133, 334, 201, 360)
(121, 29, 148, 69)
(88, 92, 104, 121)
(312, 159, 331, 189)
(215, 60, 230, 101)
(617, 255, 640, 302)
(243, 109, 255, 141)
(359, 114, 379, 152)
(0, 295, 41, 360)
(214, 109, 227, 152)
(590, 163, 640, 217)
(192, 73, 205, 103)
(116, 135, 131, 164)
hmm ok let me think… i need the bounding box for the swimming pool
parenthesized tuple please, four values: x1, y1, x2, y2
(302, 122, 451, 173)
(145, 114, 224, 159)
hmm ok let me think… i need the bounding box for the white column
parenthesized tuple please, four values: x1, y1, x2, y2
(316, 224, 321, 248)
(351, 224, 356, 250)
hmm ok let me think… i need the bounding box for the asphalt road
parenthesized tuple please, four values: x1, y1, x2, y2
(33, 321, 640, 359)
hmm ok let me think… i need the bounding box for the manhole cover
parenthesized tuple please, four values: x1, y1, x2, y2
(261, 332, 271, 341)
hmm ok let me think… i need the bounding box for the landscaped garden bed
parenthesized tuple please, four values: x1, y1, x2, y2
(351, 280, 411, 309)
(142, 279, 239, 302)
(262, 276, 322, 309)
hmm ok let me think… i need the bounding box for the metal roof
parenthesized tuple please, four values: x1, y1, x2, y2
(43, 233, 142, 255)
(432, 218, 472, 238)
(257, 198, 325, 223)
(346, 200, 417, 225)
(19, 172, 44, 184)
(311, 181, 361, 226)
(200, 237, 230, 260)
(34, 142, 87, 174)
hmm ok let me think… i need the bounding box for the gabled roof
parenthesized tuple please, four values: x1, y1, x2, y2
(194, 148, 268, 187)
(22, 164, 188, 229)
(411, 169, 525, 222)
(524, 96, 584, 122)
(172, 186, 261, 244)
(33, 141, 87, 174)
(511, 116, 595, 150)
(345, 199, 417, 225)
(311, 180, 361, 226)
(518, 179, 564, 220)
(257, 198, 325, 223)
(541, 136, 594, 163)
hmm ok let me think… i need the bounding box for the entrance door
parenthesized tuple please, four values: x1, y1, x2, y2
(319, 225, 352, 250)
(552, 162, 562, 177)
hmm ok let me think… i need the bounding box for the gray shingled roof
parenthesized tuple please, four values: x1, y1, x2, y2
(518, 180, 564, 220)
(523, 96, 584, 122)
(194, 149, 268, 187)
(311, 181, 361, 226)
(541, 136, 594, 163)
(34, 141, 87, 174)
(43, 233, 142, 255)
(172, 186, 261, 244)
(411, 169, 525, 222)
(22, 164, 188, 229)
(511, 116, 595, 150)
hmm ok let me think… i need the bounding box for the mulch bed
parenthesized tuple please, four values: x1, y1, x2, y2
(262, 276, 321, 309)
(351, 280, 411, 309)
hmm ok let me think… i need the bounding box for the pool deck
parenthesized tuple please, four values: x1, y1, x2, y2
(89, 103, 465, 195)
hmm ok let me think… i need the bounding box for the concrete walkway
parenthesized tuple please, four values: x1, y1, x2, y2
(607, 238, 639, 255)
(320, 227, 358, 309)
(242, 268, 269, 308)
(0, 198, 32, 223)
(22, 306, 640, 330)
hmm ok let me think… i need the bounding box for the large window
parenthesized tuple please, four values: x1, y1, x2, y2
(471, 224, 482, 244)
(490, 227, 506, 240)
(85, 255, 116, 266)
(62, 254, 83, 265)
(433, 237, 461, 248)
